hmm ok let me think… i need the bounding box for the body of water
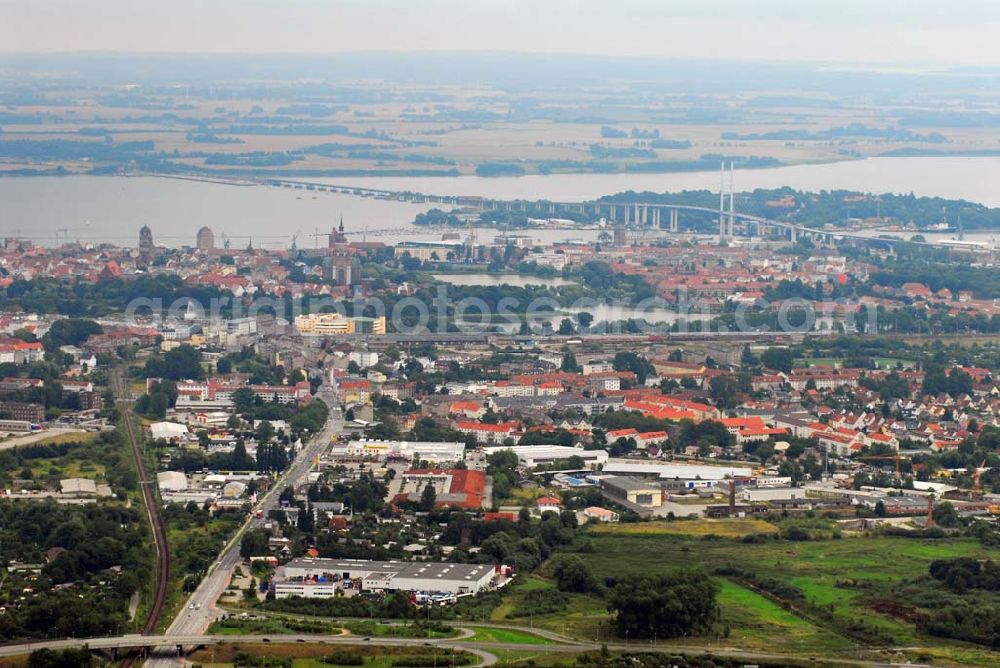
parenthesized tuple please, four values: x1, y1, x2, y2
(852, 228, 1000, 246)
(458, 303, 716, 334)
(324, 156, 1000, 207)
(432, 273, 579, 287)
(0, 175, 435, 249)
(3, 156, 1000, 247)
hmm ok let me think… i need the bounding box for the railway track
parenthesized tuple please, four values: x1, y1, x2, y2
(111, 369, 170, 664)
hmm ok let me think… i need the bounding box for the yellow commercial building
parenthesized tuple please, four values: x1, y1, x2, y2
(295, 313, 386, 336)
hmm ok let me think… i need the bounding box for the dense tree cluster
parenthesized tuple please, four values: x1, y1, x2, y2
(289, 398, 329, 435)
(930, 558, 1000, 593)
(452, 509, 578, 573)
(0, 431, 138, 494)
(307, 471, 388, 514)
(40, 318, 102, 351)
(142, 344, 205, 380)
(612, 352, 655, 384)
(485, 449, 519, 500)
(921, 365, 974, 398)
(551, 554, 601, 593)
(0, 500, 151, 641)
(135, 379, 178, 419)
(1, 275, 224, 317)
(606, 570, 720, 639)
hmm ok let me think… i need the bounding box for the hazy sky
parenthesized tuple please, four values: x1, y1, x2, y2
(4, 0, 1000, 66)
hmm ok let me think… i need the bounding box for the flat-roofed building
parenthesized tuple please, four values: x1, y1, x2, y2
(392, 241, 464, 262)
(603, 461, 753, 481)
(481, 445, 608, 470)
(330, 439, 466, 465)
(277, 558, 499, 597)
(741, 486, 807, 503)
(599, 475, 663, 508)
(295, 313, 386, 336)
(0, 402, 44, 423)
(157, 470, 189, 492)
(0, 420, 32, 432)
(583, 506, 620, 522)
(150, 421, 189, 442)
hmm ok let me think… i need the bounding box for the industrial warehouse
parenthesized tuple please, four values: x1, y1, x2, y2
(273, 558, 508, 599)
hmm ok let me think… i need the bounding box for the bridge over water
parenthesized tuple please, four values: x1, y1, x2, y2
(265, 177, 923, 249)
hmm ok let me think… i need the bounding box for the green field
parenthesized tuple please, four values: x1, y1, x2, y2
(579, 527, 1000, 663)
(0, 431, 105, 484)
(479, 520, 1000, 664)
(489, 576, 607, 641)
(589, 518, 778, 539)
(344, 620, 459, 639)
(467, 626, 554, 645)
(715, 580, 851, 654)
(187, 643, 476, 668)
(209, 616, 340, 636)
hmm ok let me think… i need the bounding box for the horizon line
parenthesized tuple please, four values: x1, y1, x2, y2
(0, 49, 989, 72)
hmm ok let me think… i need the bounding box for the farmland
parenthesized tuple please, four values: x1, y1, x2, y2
(1, 52, 995, 180)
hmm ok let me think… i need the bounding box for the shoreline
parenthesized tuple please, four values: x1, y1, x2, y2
(4, 150, 1000, 184)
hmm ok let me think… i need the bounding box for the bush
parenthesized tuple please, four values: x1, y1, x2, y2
(28, 648, 95, 668)
(233, 652, 292, 668)
(781, 525, 811, 541)
(509, 588, 569, 618)
(552, 554, 601, 594)
(323, 651, 365, 666)
(741, 532, 773, 544)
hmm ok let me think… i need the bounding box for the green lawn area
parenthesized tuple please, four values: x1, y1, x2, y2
(0, 430, 105, 483)
(209, 616, 340, 635)
(492, 649, 581, 667)
(188, 643, 475, 668)
(714, 580, 852, 654)
(489, 576, 607, 641)
(344, 620, 459, 639)
(467, 626, 554, 645)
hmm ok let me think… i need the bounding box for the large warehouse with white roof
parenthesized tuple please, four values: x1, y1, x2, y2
(276, 558, 500, 598)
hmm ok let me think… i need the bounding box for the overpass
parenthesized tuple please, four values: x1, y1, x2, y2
(0, 633, 505, 662)
(0, 631, 923, 667)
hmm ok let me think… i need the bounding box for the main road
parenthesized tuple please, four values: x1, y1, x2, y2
(0, 631, 922, 668)
(143, 378, 342, 666)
